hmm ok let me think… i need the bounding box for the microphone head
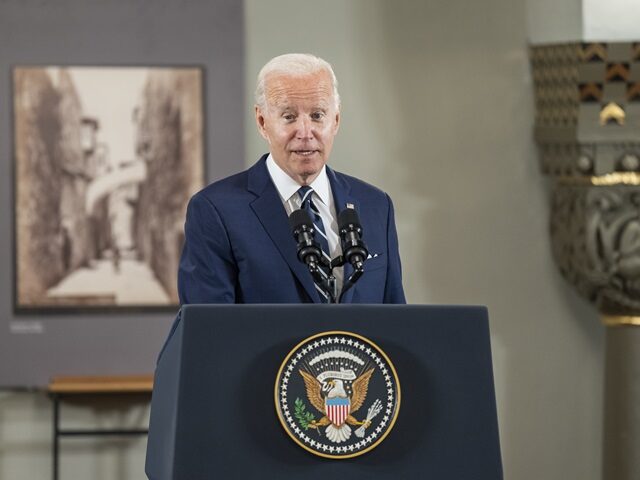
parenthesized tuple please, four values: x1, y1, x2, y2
(338, 208, 361, 231)
(289, 208, 314, 232)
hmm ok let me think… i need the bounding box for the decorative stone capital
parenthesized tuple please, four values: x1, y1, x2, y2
(532, 42, 640, 315)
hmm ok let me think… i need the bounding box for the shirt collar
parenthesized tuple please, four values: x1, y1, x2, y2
(265, 153, 331, 206)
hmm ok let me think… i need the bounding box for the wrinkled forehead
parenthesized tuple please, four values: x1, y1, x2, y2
(264, 71, 335, 110)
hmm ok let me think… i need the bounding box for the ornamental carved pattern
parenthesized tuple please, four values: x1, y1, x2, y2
(551, 184, 640, 314)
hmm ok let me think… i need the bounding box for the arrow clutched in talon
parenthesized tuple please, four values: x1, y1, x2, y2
(355, 399, 383, 438)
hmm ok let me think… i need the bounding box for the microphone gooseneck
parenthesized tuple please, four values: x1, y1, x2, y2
(337, 207, 368, 302)
(289, 209, 321, 266)
(338, 208, 368, 269)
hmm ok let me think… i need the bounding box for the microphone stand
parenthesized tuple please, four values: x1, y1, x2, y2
(300, 251, 366, 304)
(329, 256, 365, 303)
(295, 240, 368, 304)
(308, 256, 338, 304)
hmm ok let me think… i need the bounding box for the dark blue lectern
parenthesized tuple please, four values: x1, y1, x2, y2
(146, 305, 503, 479)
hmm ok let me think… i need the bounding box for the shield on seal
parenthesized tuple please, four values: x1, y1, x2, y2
(325, 397, 351, 426)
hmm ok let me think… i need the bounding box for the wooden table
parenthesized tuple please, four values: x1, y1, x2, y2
(48, 375, 154, 480)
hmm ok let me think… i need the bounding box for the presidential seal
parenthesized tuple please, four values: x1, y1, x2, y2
(275, 331, 400, 459)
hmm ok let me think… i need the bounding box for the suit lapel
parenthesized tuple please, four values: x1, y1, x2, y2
(248, 156, 320, 303)
(327, 167, 357, 304)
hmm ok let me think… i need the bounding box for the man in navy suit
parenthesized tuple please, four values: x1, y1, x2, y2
(178, 53, 405, 304)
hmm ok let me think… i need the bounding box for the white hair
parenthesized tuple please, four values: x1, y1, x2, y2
(254, 53, 341, 111)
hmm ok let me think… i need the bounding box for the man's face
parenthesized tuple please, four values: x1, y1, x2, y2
(255, 70, 340, 185)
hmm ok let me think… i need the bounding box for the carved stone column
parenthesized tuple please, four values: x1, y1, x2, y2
(531, 42, 640, 479)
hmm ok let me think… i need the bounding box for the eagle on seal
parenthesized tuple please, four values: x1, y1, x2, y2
(299, 368, 374, 443)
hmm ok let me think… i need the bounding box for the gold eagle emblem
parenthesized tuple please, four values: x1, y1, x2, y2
(299, 368, 375, 443)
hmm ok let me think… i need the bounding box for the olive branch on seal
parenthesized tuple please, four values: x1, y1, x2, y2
(293, 397, 315, 430)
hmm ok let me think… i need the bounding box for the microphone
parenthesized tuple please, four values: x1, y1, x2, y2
(338, 208, 368, 269)
(289, 209, 322, 266)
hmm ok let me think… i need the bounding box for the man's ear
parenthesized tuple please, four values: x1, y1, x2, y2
(255, 105, 269, 141)
(333, 110, 341, 135)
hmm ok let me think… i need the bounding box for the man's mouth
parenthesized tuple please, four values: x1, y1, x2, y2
(292, 150, 318, 157)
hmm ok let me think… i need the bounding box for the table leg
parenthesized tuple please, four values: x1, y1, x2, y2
(53, 395, 59, 480)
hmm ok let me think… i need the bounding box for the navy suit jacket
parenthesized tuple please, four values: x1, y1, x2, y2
(177, 154, 405, 304)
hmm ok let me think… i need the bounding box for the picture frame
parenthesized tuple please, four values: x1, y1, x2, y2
(12, 65, 205, 312)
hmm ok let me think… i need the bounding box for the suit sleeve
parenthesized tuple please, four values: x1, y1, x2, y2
(383, 194, 406, 304)
(178, 193, 238, 304)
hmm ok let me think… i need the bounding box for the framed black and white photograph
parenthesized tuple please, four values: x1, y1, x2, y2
(13, 66, 205, 310)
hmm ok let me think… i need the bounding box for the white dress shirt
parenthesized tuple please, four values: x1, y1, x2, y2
(266, 154, 344, 294)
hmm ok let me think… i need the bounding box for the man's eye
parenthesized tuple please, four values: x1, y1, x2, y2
(311, 112, 325, 120)
(283, 114, 295, 121)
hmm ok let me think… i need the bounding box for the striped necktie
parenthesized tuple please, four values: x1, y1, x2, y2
(297, 186, 332, 301)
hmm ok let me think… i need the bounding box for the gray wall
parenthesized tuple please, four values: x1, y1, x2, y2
(0, 0, 605, 479)
(527, 0, 582, 44)
(0, 0, 244, 388)
(246, 1, 603, 479)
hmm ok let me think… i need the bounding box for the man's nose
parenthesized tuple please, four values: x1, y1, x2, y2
(296, 117, 314, 140)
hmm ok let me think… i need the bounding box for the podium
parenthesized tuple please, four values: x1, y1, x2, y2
(146, 305, 503, 479)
